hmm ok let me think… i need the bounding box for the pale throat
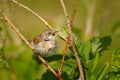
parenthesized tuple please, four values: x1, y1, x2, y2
(43, 35, 55, 41)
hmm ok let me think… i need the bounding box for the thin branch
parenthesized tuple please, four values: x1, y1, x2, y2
(3, 15, 63, 80)
(59, 33, 70, 72)
(59, 0, 78, 70)
(10, 0, 84, 79)
(70, 0, 78, 27)
(60, 0, 72, 35)
(3, 16, 32, 49)
(59, 0, 78, 74)
(12, 0, 52, 29)
(11, 0, 66, 42)
(59, 0, 84, 80)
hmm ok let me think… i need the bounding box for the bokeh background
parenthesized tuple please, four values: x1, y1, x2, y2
(0, 0, 120, 80)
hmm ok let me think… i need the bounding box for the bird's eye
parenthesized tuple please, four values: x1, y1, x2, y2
(52, 33, 55, 35)
(48, 32, 51, 34)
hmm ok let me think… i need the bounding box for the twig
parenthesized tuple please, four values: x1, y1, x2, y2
(60, 0, 72, 35)
(3, 16, 32, 48)
(60, 0, 84, 80)
(59, 0, 78, 71)
(3, 15, 63, 80)
(11, 0, 84, 79)
(12, 0, 52, 29)
(59, 33, 70, 72)
(70, 0, 78, 27)
(59, 0, 72, 74)
(11, 0, 66, 42)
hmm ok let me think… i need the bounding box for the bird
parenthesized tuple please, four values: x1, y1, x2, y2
(30, 29, 57, 57)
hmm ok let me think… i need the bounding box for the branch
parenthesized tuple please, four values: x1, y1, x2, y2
(59, 0, 78, 71)
(59, 33, 70, 72)
(12, 0, 52, 29)
(11, 0, 84, 79)
(60, 0, 72, 35)
(70, 0, 78, 27)
(3, 15, 63, 80)
(11, 0, 66, 42)
(60, 0, 84, 80)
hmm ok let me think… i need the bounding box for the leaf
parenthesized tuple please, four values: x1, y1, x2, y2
(109, 47, 120, 79)
(74, 39, 90, 69)
(41, 70, 59, 80)
(90, 75, 95, 80)
(91, 37, 102, 54)
(91, 36, 112, 55)
(91, 52, 99, 72)
(74, 39, 86, 62)
(75, 39, 83, 54)
(62, 59, 79, 80)
(111, 48, 120, 72)
(99, 36, 112, 53)
(85, 40, 91, 60)
(96, 63, 109, 80)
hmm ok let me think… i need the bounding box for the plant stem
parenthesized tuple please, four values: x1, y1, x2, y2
(3, 15, 63, 80)
(60, 0, 84, 80)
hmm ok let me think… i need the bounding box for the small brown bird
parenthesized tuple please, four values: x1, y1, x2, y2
(30, 29, 57, 57)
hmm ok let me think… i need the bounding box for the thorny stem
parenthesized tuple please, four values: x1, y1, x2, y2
(60, 0, 72, 35)
(11, 0, 84, 79)
(3, 15, 63, 80)
(59, 0, 78, 72)
(60, 0, 84, 80)
(70, 0, 78, 27)
(59, 33, 70, 72)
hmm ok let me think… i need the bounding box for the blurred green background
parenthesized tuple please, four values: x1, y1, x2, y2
(0, 0, 120, 80)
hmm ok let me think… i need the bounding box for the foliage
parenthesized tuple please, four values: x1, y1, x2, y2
(0, 21, 119, 80)
(74, 36, 111, 80)
(0, 0, 120, 80)
(103, 47, 120, 79)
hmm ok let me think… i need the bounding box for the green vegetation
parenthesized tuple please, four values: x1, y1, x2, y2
(0, 0, 120, 80)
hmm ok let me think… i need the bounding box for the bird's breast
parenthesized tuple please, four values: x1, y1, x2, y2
(31, 40, 56, 56)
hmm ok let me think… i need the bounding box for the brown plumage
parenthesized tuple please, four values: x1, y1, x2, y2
(30, 29, 57, 57)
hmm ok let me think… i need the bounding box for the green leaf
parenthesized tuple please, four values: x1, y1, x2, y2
(62, 59, 79, 80)
(85, 40, 91, 60)
(91, 37, 101, 55)
(96, 63, 109, 80)
(91, 52, 99, 72)
(74, 39, 90, 70)
(112, 48, 120, 72)
(90, 75, 95, 80)
(99, 36, 112, 53)
(41, 70, 59, 80)
(110, 47, 120, 78)
(91, 36, 112, 55)
(74, 39, 86, 63)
